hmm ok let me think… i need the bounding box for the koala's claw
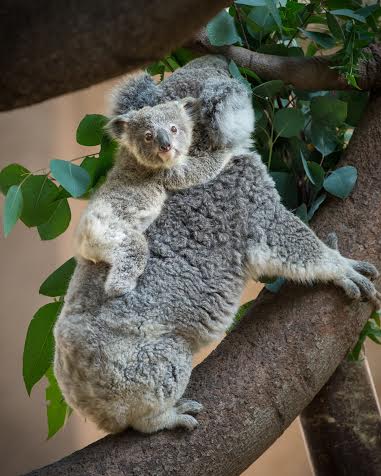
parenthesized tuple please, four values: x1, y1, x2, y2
(335, 264, 381, 308)
(175, 399, 203, 415)
(175, 414, 199, 431)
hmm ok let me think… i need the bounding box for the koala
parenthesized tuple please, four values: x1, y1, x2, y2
(74, 96, 241, 296)
(74, 57, 254, 296)
(54, 56, 380, 435)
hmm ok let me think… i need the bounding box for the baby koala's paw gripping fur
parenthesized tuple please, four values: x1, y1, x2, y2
(326, 233, 381, 308)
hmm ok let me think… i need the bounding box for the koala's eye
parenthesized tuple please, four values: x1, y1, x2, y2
(145, 131, 153, 142)
(170, 125, 177, 133)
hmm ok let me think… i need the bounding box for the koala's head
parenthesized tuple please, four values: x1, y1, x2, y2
(107, 98, 199, 169)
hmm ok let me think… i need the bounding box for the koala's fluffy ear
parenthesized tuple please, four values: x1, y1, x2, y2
(106, 115, 129, 141)
(181, 97, 201, 120)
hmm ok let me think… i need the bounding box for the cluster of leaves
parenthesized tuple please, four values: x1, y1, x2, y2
(0, 116, 115, 437)
(1, 0, 381, 438)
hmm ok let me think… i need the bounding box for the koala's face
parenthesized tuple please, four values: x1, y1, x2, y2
(108, 99, 199, 169)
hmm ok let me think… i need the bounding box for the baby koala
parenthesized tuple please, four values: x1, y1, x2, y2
(74, 98, 242, 297)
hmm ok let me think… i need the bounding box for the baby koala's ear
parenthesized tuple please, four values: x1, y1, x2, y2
(180, 97, 201, 120)
(106, 115, 130, 141)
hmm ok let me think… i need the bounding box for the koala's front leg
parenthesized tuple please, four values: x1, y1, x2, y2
(104, 230, 149, 297)
(247, 206, 380, 307)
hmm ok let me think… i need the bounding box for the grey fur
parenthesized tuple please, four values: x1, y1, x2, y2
(55, 57, 380, 435)
(75, 57, 254, 297)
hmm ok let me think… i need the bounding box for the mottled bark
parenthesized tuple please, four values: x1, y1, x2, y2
(26, 91, 381, 476)
(300, 357, 381, 476)
(0, 0, 231, 111)
(186, 30, 381, 91)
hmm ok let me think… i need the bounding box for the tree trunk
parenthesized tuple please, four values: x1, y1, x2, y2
(300, 356, 381, 476)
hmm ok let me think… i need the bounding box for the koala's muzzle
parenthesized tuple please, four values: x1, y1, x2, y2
(157, 130, 172, 152)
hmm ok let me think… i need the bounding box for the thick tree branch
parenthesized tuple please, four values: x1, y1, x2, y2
(0, 0, 231, 111)
(186, 31, 381, 91)
(27, 92, 381, 476)
(301, 357, 381, 475)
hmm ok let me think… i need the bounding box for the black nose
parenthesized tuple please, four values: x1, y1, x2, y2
(160, 143, 171, 152)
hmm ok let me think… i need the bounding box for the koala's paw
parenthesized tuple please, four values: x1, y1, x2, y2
(326, 233, 380, 308)
(104, 273, 137, 298)
(170, 399, 203, 431)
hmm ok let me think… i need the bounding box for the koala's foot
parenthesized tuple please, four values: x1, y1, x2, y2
(132, 402, 202, 433)
(104, 272, 137, 298)
(326, 233, 381, 308)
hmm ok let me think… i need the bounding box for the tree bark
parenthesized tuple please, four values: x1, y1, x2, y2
(25, 91, 381, 475)
(0, 0, 231, 111)
(186, 31, 381, 92)
(300, 356, 381, 476)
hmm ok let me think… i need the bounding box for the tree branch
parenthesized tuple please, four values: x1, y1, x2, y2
(0, 0, 231, 111)
(27, 92, 381, 476)
(186, 30, 381, 91)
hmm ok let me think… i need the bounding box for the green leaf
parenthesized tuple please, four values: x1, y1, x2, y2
(228, 60, 251, 90)
(0, 163, 30, 195)
(300, 29, 336, 49)
(265, 0, 282, 28)
(300, 152, 324, 187)
(229, 299, 254, 331)
(271, 171, 298, 209)
(45, 367, 71, 439)
(266, 277, 285, 293)
(20, 175, 60, 227)
(295, 203, 308, 223)
(273, 108, 304, 138)
(248, 6, 277, 33)
(207, 10, 241, 46)
(235, 0, 266, 5)
(310, 122, 337, 156)
(307, 194, 327, 221)
(76, 114, 108, 146)
(326, 12, 344, 39)
(39, 257, 76, 297)
(50, 160, 90, 198)
(310, 96, 347, 126)
(323, 165, 357, 199)
(253, 80, 284, 98)
(3, 185, 23, 237)
(38, 199, 71, 240)
(330, 9, 366, 23)
(23, 302, 63, 395)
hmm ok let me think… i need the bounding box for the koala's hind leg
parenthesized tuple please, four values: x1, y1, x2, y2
(247, 205, 380, 307)
(104, 230, 149, 297)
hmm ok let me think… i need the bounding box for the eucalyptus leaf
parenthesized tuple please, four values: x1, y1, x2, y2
(45, 367, 71, 439)
(228, 60, 251, 90)
(310, 96, 347, 126)
(23, 302, 63, 395)
(307, 194, 327, 220)
(38, 199, 71, 240)
(253, 80, 284, 98)
(270, 172, 298, 209)
(0, 163, 30, 195)
(300, 29, 336, 49)
(274, 108, 304, 138)
(20, 175, 59, 227)
(310, 122, 337, 156)
(330, 9, 366, 23)
(39, 257, 77, 297)
(50, 160, 90, 198)
(76, 114, 108, 146)
(323, 166, 357, 199)
(207, 10, 241, 46)
(300, 152, 324, 187)
(3, 184, 23, 237)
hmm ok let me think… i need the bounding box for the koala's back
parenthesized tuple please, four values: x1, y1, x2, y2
(61, 154, 277, 348)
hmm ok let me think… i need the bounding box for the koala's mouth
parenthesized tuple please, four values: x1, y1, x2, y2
(158, 148, 179, 164)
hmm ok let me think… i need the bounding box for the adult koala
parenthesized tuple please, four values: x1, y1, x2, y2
(54, 56, 380, 434)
